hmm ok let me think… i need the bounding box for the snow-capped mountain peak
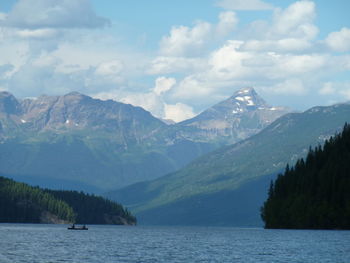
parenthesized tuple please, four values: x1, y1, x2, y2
(229, 87, 268, 113)
(178, 87, 290, 144)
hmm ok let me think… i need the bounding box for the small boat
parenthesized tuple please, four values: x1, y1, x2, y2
(67, 224, 88, 230)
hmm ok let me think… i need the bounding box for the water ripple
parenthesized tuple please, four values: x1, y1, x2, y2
(0, 224, 349, 263)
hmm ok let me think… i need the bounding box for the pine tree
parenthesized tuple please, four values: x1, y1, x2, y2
(261, 123, 350, 229)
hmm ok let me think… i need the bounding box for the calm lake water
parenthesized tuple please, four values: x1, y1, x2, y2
(0, 224, 349, 263)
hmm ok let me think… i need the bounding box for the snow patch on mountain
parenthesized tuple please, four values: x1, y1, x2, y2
(234, 96, 254, 106)
(237, 88, 252, 94)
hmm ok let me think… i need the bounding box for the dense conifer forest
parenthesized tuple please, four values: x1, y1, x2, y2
(0, 176, 136, 225)
(261, 124, 350, 229)
(47, 190, 136, 224)
(0, 176, 74, 223)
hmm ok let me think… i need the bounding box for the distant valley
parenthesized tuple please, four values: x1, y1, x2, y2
(108, 102, 350, 226)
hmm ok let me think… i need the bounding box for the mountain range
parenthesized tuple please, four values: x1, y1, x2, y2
(107, 102, 350, 226)
(0, 88, 286, 192)
(2, 86, 349, 226)
(167, 88, 288, 144)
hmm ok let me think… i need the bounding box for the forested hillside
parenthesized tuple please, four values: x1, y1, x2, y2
(109, 103, 350, 226)
(0, 176, 74, 223)
(261, 124, 350, 229)
(48, 190, 136, 225)
(0, 176, 136, 225)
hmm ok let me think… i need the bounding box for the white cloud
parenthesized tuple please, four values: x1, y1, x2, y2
(159, 12, 238, 57)
(94, 90, 164, 118)
(95, 60, 124, 76)
(269, 79, 306, 95)
(239, 1, 318, 43)
(2, 0, 109, 29)
(154, 77, 176, 96)
(272, 1, 317, 40)
(208, 40, 252, 80)
(241, 38, 312, 52)
(0, 0, 349, 117)
(211, 41, 327, 80)
(120, 92, 165, 118)
(168, 39, 329, 104)
(216, 11, 238, 37)
(147, 56, 206, 75)
(155, 0, 322, 106)
(32, 53, 60, 67)
(118, 91, 196, 122)
(173, 75, 215, 102)
(326, 27, 350, 52)
(92, 60, 125, 85)
(0, 0, 116, 80)
(278, 54, 326, 76)
(0, 40, 29, 70)
(216, 0, 274, 10)
(46, 37, 146, 76)
(339, 88, 350, 100)
(15, 28, 59, 39)
(243, 3, 318, 58)
(0, 23, 146, 98)
(319, 82, 350, 101)
(319, 82, 336, 95)
(0, 64, 14, 79)
(4, 62, 82, 96)
(1, 53, 128, 98)
(164, 103, 195, 123)
(92, 77, 195, 122)
(160, 21, 212, 57)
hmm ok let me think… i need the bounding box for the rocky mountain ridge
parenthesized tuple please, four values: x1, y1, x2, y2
(175, 88, 288, 144)
(0, 88, 288, 191)
(0, 91, 165, 145)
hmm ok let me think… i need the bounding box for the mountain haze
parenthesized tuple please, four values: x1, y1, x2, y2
(0, 88, 286, 192)
(0, 91, 171, 191)
(176, 88, 288, 144)
(108, 103, 350, 226)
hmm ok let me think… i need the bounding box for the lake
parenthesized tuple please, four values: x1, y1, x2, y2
(0, 224, 349, 262)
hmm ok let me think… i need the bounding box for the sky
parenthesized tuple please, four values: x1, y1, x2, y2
(0, 0, 349, 122)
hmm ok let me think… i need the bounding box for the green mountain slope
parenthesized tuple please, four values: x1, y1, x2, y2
(0, 91, 214, 191)
(0, 176, 136, 225)
(0, 176, 75, 223)
(47, 189, 136, 225)
(0, 89, 286, 192)
(261, 124, 350, 229)
(108, 103, 350, 226)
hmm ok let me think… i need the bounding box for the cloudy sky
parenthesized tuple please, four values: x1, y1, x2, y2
(0, 0, 349, 122)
